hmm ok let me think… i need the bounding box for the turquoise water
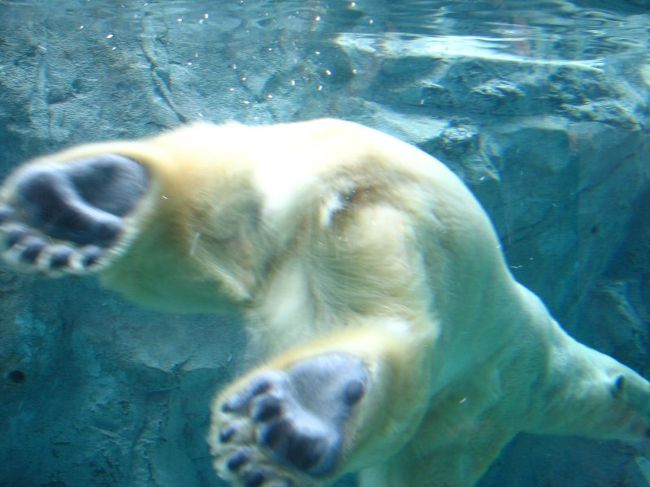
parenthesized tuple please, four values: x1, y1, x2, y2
(0, 1, 649, 486)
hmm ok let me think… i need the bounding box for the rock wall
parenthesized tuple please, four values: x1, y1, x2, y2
(0, 1, 648, 486)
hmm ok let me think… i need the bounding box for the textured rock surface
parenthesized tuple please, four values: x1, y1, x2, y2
(0, 1, 649, 486)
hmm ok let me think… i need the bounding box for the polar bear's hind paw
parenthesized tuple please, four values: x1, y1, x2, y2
(0, 155, 149, 275)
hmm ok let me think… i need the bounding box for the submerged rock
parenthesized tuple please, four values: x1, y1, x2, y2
(0, 1, 648, 486)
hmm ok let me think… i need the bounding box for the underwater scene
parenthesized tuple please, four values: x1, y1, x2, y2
(1, 0, 650, 486)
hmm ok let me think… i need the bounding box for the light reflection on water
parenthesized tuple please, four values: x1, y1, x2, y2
(335, 33, 607, 72)
(3, 0, 647, 62)
(1, 0, 646, 126)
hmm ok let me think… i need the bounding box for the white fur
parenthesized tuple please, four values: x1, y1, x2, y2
(4, 119, 649, 486)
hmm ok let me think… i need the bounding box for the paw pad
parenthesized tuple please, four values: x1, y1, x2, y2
(211, 354, 367, 486)
(0, 154, 149, 275)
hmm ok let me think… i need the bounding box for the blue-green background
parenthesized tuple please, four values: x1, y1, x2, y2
(1, 1, 649, 485)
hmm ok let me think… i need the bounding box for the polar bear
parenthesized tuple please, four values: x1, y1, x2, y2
(0, 119, 649, 486)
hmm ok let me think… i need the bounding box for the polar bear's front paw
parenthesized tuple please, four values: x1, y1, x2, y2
(0, 155, 149, 275)
(211, 354, 368, 486)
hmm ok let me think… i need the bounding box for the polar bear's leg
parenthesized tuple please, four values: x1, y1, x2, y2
(358, 435, 511, 487)
(607, 370, 650, 438)
(0, 155, 149, 274)
(529, 343, 650, 440)
(356, 391, 518, 487)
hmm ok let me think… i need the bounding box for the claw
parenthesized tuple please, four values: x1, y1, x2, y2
(243, 469, 267, 487)
(227, 450, 251, 471)
(252, 395, 283, 422)
(19, 236, 46, 263)
(49, 246, 74, 269)
(220, 426, 238, 443)
(0, 205, 15, 223)
(5, 224, 29, 247)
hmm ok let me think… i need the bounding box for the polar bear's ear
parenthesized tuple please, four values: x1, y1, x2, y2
(0, 154, 150, 275)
